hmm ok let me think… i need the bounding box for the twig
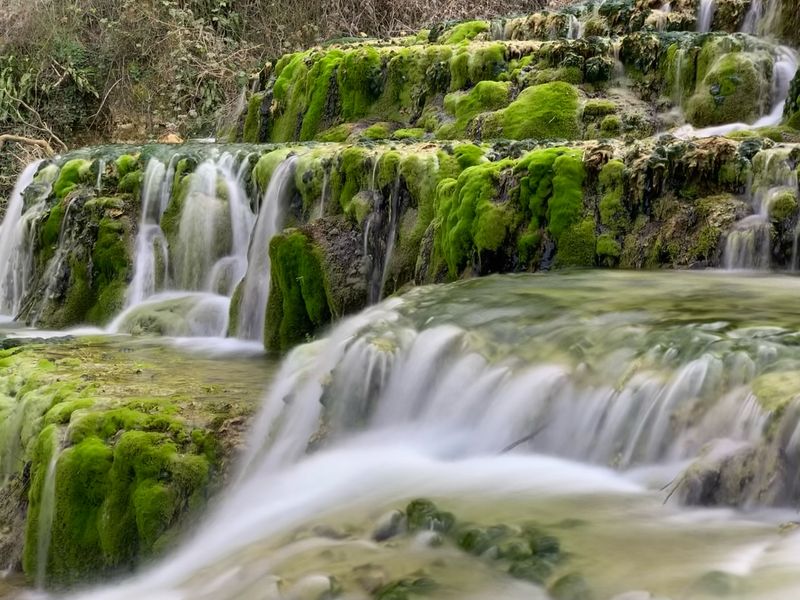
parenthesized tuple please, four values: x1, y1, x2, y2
(0, 134, 55, 156)
(500, 421, 551, 453)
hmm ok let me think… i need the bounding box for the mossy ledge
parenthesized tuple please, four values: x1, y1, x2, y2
(0, 338, 266, 586)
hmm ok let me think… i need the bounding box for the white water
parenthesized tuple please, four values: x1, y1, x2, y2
(696, 0, 715, 32)
(235, 157, 296, 341)
(126, 159, 171, 307)
(35, 432, 61, 589)
(724, 147, 799, 269)
(41, 273, 800, 600)
(0, 161, 44, 318)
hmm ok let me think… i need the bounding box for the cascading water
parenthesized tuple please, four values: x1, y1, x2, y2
(110, 150, 258, 338)
(125, 159, 171, 307)
(35, 433, 61, 589)
(724, 147, 799, 269)
(696, 0, 715, 32)
(44, 272, 800, 600)
(235, 157, 297, 341)
(0, 161, 45, 319)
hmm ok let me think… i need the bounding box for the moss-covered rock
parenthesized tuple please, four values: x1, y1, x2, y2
(0, 338, 265, 585)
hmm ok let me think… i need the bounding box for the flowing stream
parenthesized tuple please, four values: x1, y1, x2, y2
(14, 271, 800, 600)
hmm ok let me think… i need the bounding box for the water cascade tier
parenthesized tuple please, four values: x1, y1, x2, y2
(2, 0, 800, 594)
(21, 271, 800, 600)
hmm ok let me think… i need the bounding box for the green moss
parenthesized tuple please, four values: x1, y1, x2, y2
(252, 148, 299, 192)
(242, 92, 265, 143)
(118, 170, 144, 195)
(338, 47, 383, 121)
(686, 52, 768, 127)
(583, 99, 617, 117)
(441, 21, 490, 44)
(299, 51, 344, 140)
(433, 159, 520, 275)
(598, 159, 627, 233)
(53, 159, 93, 199)
(114, 155, 140, 178)
(596, 233, 622, 266)
(516, 148, 586, 246)
(40, 201, 66, 252)
(48, 436, 113, 582)
(439, 81, 511, 138)
(392, 128, 425, 140)
(450, 44, 506, 91)
(481, 82, 581, 140)
(363, 123, 392, 139)
(556, 219, 596, 267)
(265, 230, 332, 352)
(86, 217, 131, 324)
(330, 146, 372, 213)
(769, 191, 798, 221)
(600, 115, 622, 137)
(316, 123, 356, 142)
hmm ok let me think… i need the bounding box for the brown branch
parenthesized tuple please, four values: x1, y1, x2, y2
(0, 134, 55, 156)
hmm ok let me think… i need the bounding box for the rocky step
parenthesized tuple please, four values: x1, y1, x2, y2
(12, 136, 800, 347)
(231, 31, 796, 145)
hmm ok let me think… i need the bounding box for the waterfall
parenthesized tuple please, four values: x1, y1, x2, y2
(724, 148, 798, 269)
(235, 157, 297, 341)
(126, 159, 171, 307)
(35, 431, 61, 589)
(696, 0, 715, 32)
(0, 161, 45, 318)
(742, 0, 782, 37)
(53, 272, 800, 600)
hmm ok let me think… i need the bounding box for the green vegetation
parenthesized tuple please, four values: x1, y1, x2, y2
(265, 229, 332, 352)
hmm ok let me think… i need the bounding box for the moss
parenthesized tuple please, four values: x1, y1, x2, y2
(114, 155, 140, 178)
(600, 115, 622, 137)
(439, 81, 511, 138)
(252, 148, 299, 192)
(596, 233, 622, 266)
(337, 47, 383, 121)
(330, 146, 372, 213)
(118, 170, 144, 195)
(516, 148, 586, 248)
(556, 219, 596, 267)
(481, 82, 581, 140)
(686, 52, 768, 127)
(299, 51, 343, 140)
(40, 201, 67, 251)
(449, 43, 506, 91)
(53, 159, 93, 199)
(769, 190, 798, 221)
(265, 230, 332, 352)
(86, 217, 131, 324)
(583, 99, 617, 117)
(598, 159, 627, 233)
(441, 21, 490, 44)
(362, 123, 392, 139)
(242, 92, 265, 143)
(392, 128, 425, 140)
(316, 123, 356, 142)
(433, 159, 519, 276)
(47, 436, 113, 583)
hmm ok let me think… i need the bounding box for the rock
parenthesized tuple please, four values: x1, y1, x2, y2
(284, 574, 338, 600)
(372, 509, 407, 541)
